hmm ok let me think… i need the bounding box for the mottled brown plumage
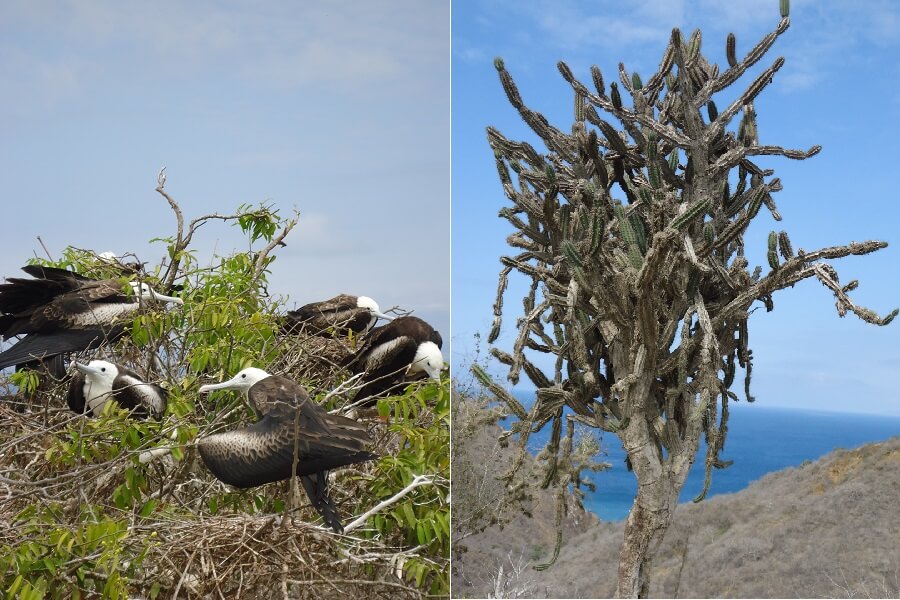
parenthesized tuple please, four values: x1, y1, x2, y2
(282, 294, 391, 337)
(198, 371, 376, 532)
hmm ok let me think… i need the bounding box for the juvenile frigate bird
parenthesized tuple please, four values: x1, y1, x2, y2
(0, 265, 182, 376)
(197, 368, 376, 533)
(282, 294, 393, 337)
(344, 316, 444, 402)
(67, 360, 167, 419)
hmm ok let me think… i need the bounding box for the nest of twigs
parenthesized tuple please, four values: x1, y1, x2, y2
(0, 370, 435, 599)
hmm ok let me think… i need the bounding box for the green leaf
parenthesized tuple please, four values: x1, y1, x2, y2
(139, 499, 158, 517)
(401, 503, 417, 528)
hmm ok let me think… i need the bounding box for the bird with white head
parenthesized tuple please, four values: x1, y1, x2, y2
(196, 367, 376, 533)
(67, 359, 167, 419)
(282, 294, 394, 337)
(0, 266, 183, 376)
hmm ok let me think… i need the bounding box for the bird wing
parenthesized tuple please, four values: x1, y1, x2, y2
(361, 336, 418, 376)
(111, 371, 167, 419)
(4, 280, 130, 335)
(286, 295, 368, 335)
(20, 265, 93, 282)
(198, 403, 376, 488)
(0, 327, 125, 371)
(343, 321, 395, 371)
(66, 371, 87, 415)
(430, 330, 443, 349)
(0, 266, 94, 319)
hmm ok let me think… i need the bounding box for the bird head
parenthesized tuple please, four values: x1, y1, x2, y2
(199, 367, 271, 396)
(408, 341, 444, 380)
(73, 360, 120, 387)
(129, 281, 184, 305)
(357, 296, 394, 325)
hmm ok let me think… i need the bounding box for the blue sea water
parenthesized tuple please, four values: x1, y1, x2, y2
(505, 391, 900, 521)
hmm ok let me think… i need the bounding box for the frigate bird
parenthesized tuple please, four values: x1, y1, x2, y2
(67, 360, 167, 419)
(0, 265, 182, 376)
(282, 294, 393, 337)
(344, 316, 444, 402)
(197, 368, 376, 533)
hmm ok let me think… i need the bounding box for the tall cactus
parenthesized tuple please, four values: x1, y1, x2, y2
(480, 10, 895, 599)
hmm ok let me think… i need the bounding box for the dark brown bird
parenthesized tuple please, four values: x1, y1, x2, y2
(344, 316, 444, 402)
(0, 265, 182, 376)
(282, 294, 393, 337)
(198, 368, 376, 533)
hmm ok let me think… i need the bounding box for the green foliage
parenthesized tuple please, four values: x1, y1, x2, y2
(363, 380, 451, 596)
(8, 370, 40, 396)
(0, 504, 149, 600)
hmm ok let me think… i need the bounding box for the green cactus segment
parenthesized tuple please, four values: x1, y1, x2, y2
(767, 231, 780, 269)
(688, 29, 702, 60)
(726, 33, 737, 68)
(669, 148, 680, 173)
(632, 72, 643, 91)
(562, 240, 583, 269)
(575, 91, 585, 122)
(670, 198, 710, 231)
(647, 136, 662, 190)
(778, 230, 794, 259)
(589, 208, 604, 253)
(614, 203, 644, 268)
(598, 120, 628, 156)
(780, 0, 790, 18)
(748, 187, 766, 218)
(883, 309, 899, 326)
(495, 156, 511, 185)
(591, 65, 605, 95)
(610, 82, 623, 110)
(629, 212, 648, 254)
(545, 164, 557, 185)
(703, 222, 715, 245)
(554, 206, 566, 239)
(666, 73, 677, 92)
(707, 100, 718, 122)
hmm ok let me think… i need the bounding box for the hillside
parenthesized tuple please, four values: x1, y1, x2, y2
(451, 395, 598, 599)
(453, 400, 900, 598)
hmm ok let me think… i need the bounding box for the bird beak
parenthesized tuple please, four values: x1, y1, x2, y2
(198, 375, 241, 394)
(73, 362, 102, 377)
(149, 290, 184, 305)
(373, 311, 394, 322)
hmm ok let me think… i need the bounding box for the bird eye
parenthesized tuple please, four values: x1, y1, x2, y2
(241, 374, 246, 378)
(101, 367, 106, 372)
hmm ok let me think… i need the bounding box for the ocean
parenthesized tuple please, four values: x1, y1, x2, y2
(506, 391, 900, 521)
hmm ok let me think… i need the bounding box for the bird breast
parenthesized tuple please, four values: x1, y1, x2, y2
(70, 302, 140, 327)
(84, 380, 114, 414)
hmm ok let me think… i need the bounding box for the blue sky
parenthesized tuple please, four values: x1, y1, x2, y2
(0, 1, 449, 346)
(452, 0, 900, 416)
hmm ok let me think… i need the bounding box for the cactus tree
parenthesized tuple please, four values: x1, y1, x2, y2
(478, 12, 896, 599)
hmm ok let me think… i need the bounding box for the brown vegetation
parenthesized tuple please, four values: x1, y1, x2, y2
(452, 399, 900, 599)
